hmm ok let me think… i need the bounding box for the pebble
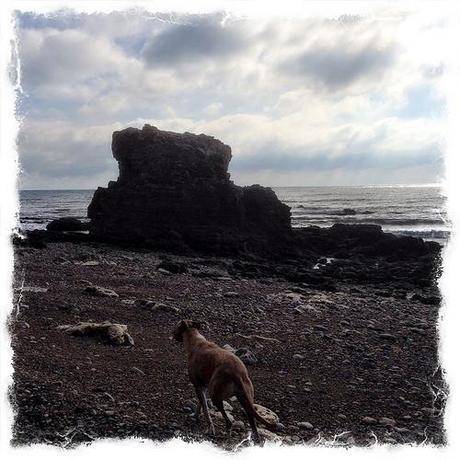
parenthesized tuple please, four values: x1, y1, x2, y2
(223, 401, 233, 412)
(394, 427, 411, 434)
(258, 428, 282, 442)
(293, 354, 306, 361)
(379, 417, 396, 427)
(297, 421, 314, 430)
(85, 285, 118, 297)
(151, 303, 179, 314)
(362, 416, 377, 425)
(235, 348, 258, 365)
(232, 421, 245, 431)
(132, 367, 145, 375)
(383, 437, 397, 443)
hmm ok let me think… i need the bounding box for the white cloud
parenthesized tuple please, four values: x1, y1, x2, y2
(15, 9, 447, 188)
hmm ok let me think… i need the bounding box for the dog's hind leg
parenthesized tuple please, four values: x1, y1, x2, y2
(195, 386, 215, 436)
(194, 399, 202, 421)
(213, 400, 233, 432)
(208, 370, 236, 433)
(241, 405, 260, 444)
(235, 381, 261, 444)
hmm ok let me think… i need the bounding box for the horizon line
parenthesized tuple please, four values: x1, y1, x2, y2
(18, 183, 443, 192)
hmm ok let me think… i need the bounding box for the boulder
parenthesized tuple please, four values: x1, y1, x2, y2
(253, 404, 279, 424)
(46, 217, 88, 232)
(88, 125, 292, 255)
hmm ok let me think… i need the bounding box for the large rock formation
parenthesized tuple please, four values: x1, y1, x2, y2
(88, 125, 292, 254)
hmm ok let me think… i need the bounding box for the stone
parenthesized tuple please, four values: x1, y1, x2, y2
(182, 399, 196, 413)
(232, 421, 245, 431)
(85, 285, 119, 298)
(293, 354, 306, 361)
(379, 417, 396, 427)
(88, 124, 292, 255)
(211, 410, 235, 424)
(258, 428, 282, 443)
(297, 421, 314, 430)
(46, 217, 88, 232)
(222, 344, 236, 353)
(362, 416, 377, 425)
(253, 404, 279, 424)
(132, 367, 145, 375)
(151, 303, 179, 314)
(223, 401, 233, 412)
(57, 321, 134, 346)
(235, 348, 258, 365)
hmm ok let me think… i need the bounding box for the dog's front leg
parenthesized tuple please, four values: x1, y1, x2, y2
(195, 386, 215, 436)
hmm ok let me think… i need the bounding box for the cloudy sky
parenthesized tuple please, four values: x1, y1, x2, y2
(15, 6, 447, 189)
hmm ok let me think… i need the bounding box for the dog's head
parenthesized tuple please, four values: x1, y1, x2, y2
(173, 319, 202, 342)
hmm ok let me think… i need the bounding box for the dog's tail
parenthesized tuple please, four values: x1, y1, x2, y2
(233, 376, 278, 432)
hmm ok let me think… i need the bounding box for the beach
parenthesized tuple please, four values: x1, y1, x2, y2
(11, 234, 445, 447)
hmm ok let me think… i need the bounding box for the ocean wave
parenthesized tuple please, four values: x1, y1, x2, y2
(390, 229, 450, 241)
(292, 215, 446, 226)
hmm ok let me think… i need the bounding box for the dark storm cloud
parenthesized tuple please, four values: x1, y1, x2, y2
(142, 17, 246, 66)
(279, 41, 397, 90)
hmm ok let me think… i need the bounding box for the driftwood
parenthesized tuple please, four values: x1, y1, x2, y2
(235, 333, 281, 343)
(57, 321, 134, 346)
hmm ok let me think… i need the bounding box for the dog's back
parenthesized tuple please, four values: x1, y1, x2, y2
(188, 339, 249, 387)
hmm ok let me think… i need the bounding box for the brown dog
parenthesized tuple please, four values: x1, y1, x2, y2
(173, 319, 278, 442)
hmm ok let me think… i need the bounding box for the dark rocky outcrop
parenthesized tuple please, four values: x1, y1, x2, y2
(17, 124, 441, 281)
(294, 224, 438, 261)
(88, 125, 292, 255)
(46, 217, 88, 232)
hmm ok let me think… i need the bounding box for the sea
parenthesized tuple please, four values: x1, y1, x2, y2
(18, 186, 450, 244)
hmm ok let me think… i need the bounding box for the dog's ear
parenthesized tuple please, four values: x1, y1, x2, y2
(173, 320, 188, 342)
(191, 320, 201, 330)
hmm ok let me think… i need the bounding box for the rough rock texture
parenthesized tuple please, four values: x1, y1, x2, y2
(88, 125, 291, 255)
(294, 224, 440, 262)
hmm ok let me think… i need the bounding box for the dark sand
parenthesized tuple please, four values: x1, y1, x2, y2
(10, 241, 446, 448)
